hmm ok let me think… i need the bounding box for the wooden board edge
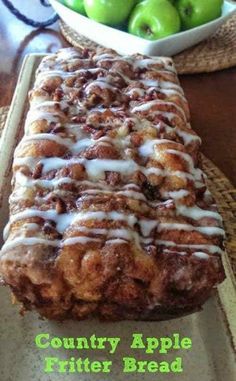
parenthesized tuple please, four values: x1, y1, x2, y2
(0, 53, 46, 198)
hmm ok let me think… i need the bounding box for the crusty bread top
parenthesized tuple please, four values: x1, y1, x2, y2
(0, 48, 225, 319)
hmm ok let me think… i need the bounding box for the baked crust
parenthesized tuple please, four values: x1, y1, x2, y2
(0, 48, 225, 320)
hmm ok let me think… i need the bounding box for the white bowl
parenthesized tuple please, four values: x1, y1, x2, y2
(50, 0, 236, 56)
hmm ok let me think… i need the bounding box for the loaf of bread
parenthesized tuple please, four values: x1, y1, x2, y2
(0, 48, 225, 320)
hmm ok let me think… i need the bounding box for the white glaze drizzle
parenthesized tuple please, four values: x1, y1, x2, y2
(1, 237, 60, 256)
(176, 205, 222, 222)
(193, 252, 210, 259)
(138, 139, 182, 157)
(3, 209, 139, 241)
(158, 223, 224, 236)
(156, 240, 223, 254)
(62, 236, 101, 246)
(132, 100, 186, 121)
(0, 49, 225, 263)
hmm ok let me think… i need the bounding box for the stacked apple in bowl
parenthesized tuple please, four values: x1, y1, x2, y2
(61, 0, 224, 40)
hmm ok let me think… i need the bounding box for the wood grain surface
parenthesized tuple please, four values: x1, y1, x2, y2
(0, 1, 235, 185)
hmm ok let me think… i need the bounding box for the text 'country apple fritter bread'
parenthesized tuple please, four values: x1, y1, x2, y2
(0, 48, 225, 320)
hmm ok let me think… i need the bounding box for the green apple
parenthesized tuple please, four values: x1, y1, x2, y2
(84, 0, 135, 26)
(175, 0, 223, 30)
(128, 0, 180, 40)
(64, 0, 86, 16)
(136, 0, 175, 3)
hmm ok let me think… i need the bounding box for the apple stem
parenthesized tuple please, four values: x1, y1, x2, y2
(184, 5, 193, 17)
(142, 25, 152, 36)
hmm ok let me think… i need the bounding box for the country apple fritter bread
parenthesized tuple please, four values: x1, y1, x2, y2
(0, 48, 225, 320)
